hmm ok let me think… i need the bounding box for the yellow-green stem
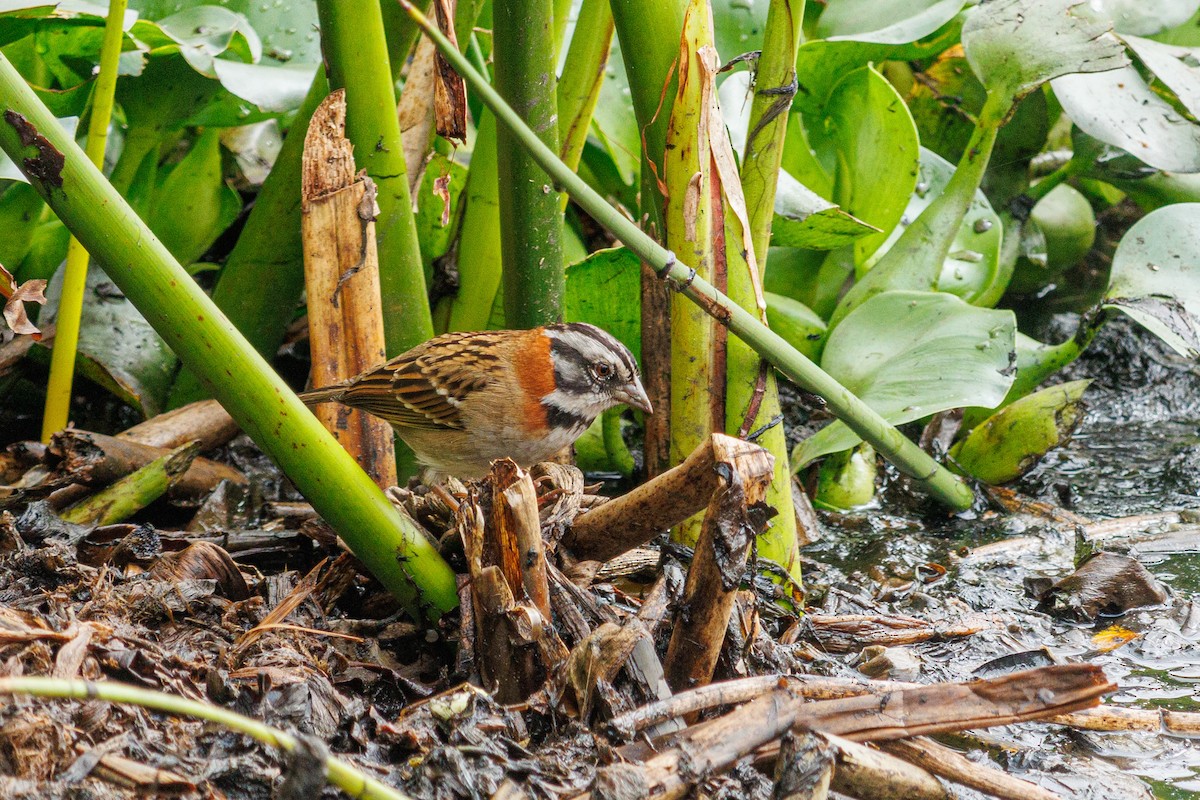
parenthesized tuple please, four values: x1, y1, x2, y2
(41, 0, 126, 440)
(0, 677, 411, 800)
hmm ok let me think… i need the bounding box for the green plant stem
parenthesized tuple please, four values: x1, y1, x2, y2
(382, 0, 427, 82)
(556, 0, 613, 174)
(609, 0, 686, 233)
(730, 0, 806, 581)
(741, 0, 804, 267)
(440, 110, 502, 331)
(397, 1, 975, 510)
(318, 0, 433, 354)
(61, 442, 198, 525)
(41, 0, 126, 441)
(601, 406, 634, 477)
(169, 72, 328, 408)
(493, 0, 565, 327)
(0, 51, 458, 616)
(0, 677, 411, 800)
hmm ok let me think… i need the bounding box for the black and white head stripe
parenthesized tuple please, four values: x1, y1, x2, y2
(545, 323, 639, 389)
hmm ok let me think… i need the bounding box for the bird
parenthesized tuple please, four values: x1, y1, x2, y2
(299, 322, 651, 479)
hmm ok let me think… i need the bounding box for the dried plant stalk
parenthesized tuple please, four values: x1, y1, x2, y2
(301, 89, 397, 489)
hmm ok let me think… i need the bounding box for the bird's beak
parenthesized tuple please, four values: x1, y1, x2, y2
(616, 380, 653, 414)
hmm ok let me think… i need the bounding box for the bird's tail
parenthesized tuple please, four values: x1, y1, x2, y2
(298, 384, 345, 406)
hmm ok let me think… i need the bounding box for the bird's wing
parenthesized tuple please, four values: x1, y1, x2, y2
(335, 332, 503, 430)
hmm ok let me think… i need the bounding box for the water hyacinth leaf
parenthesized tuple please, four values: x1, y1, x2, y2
(0, 182, 43, 271)
(765, 291, 826, 361)
(814, 441, 877, 510)
(1008, 183, 1096, 294)
(133, 6, 261, 75)
(147, 127, 242, 266)
(415, 151, 468, 280)
(792, 290, 1016, 467)
(42, 264, 177, 416)
(711, 0, 768, 62)
(793, 65, 919, 264)
(817, 0, 967, 44)
(772, 170, 880, 250)
(211, 60, 316, 113)
(130, 0, 322, 66)
(1054, 65, 1200, 173)
(1122, 34, 1200, 119)
(1104, 203, 1200, 357)
(960, 332, 1086, 431)
(1093, 0, 1200, 35)
(962, 0, 1127, 103)
(589, 34, 638, 188)
(564, 246, 641, 361)
(950, 379, 1091, 484)
(858, 148, 1003, 303)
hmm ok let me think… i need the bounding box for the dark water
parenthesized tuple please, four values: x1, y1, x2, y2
(803, 317, 1200, 798)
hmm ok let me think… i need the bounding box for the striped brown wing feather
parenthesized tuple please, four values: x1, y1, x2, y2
(335, 331, 504, 430)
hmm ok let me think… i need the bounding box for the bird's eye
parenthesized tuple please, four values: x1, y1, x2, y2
(590, 362, 614, 380)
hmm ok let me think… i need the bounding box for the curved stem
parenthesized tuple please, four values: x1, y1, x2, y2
(0, 677, 411, 800)
(41, 0, 127, 440)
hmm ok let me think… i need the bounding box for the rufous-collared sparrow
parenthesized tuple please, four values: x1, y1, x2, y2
(300, 322, 651, 478)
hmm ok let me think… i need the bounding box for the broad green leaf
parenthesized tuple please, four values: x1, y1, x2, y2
(0, 182, 43, 271)
(589, 34, 638, 188)
(43, 263, 177, 416)
(793, 24, 961, 116)
(906, 49, 1049, 204)
(788, 65, 919, 264)
(962, 0, 1127, 103)
(814, 442, 877, 510)
(951, 379, 1091, 484)
(129, 0, 320, 66)
(817, 0, 966, 44)
(211, 60, 316, 114)
(1122, 35, 1200, 119)
(771, 170, 880, 250)
(858, 148, 1003, 303)
(711, 0, 769, 62)
(133, 6, 261, 75)
(765, 291, 826, 361)
(1008, 183, 1096, 294)
(1054, 64, 1200, 174)
(415, 151, 468, 282)
(792, 290, 1016, 466)
(564, 246, 641, 361)
(1095, 0, 1200, 35)
(147, 128, 242, 265)
(960, 332, 1085, 431)
(1104, 203, 1200, 357)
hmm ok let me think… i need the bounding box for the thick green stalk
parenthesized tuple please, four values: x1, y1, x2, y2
(318, 0, 434, 354)
(730, 0, 805, 579)
(740, 0, 804, 266)
(382, 0, 426, 82)
(609, 0, 687, 232)
(41, 0, 126, 440)
(493, 0, 564, 327)
(400, 1, 975, 510)
(556, 0, 613, 174)
(0, 678, 410, 800)
(440, 111, 502, 332)
(0, 52, 458, 616)
(168, 72, 328, 408)
(664, 2, 717, 545)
